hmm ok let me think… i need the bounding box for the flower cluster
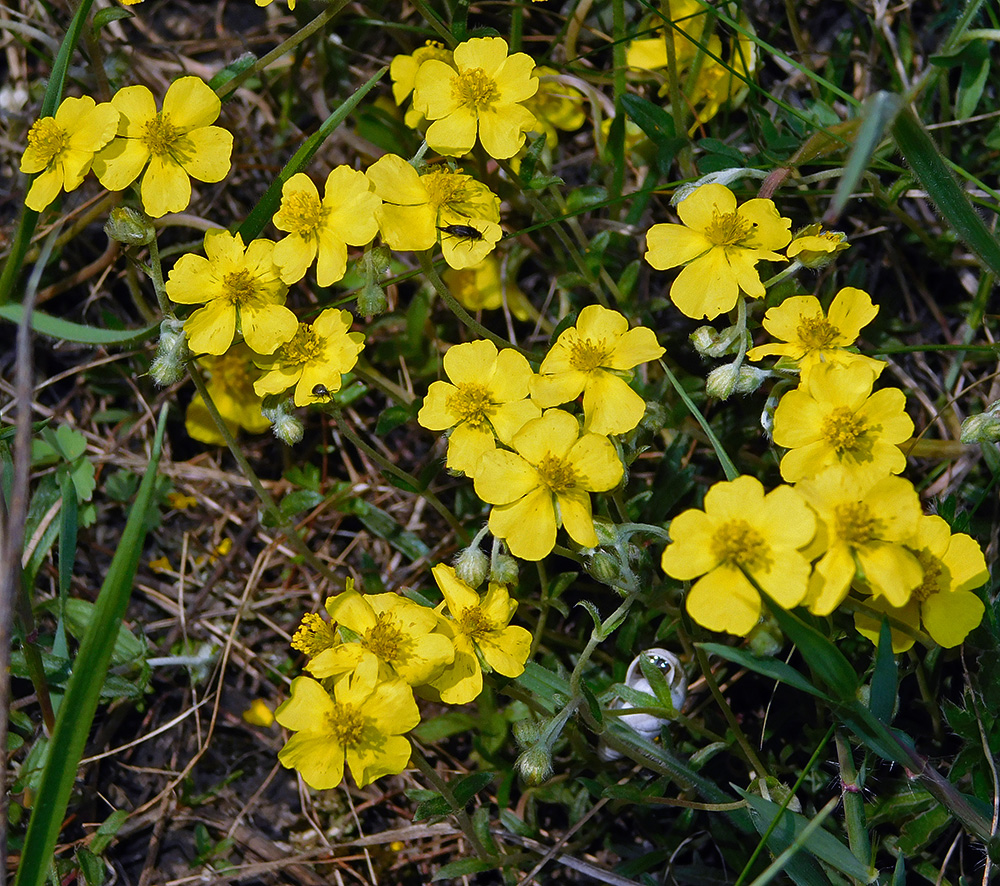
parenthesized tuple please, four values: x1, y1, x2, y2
(277, 571, 531, 789)
(418, 306, 665, 560)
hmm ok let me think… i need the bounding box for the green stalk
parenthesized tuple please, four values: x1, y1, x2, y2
(835, 729, 872, 877)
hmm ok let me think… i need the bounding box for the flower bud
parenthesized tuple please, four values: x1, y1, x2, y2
(960, 409, 1000, 444)
(733, 365, 769, 394)
(586, 550, 621, 586)
(149, 319, 189, 386)
(262, 400, 304, 446)
(591, 518, 619, 548)
(490, 553, 519, 585)
(705, 362, 740, 400)
(105, 206, 156, 246)
(515, 745, 553, 786)
(512, 719, 541, 748)
(358, 280, 388, 317)
(746, 619, 782, 657)
(454, 544, 489, 588)
(786, 224, 849, 268)
(690, 325, 746, 358)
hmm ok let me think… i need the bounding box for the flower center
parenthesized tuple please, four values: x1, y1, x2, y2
(422, 170, 465, 209)
(457, 605, 492, 640)
(291, 612, 338, 657)
(446, 383, 496, 429)
(26, 118, 67, 165)
(327, 703, 365, 747)
(276, 327, 324, 366)
(141, 113, 180, 156)
(704, 208, 752, 247)
(820, 406, 873, 455)
(911, 549, 944, 603)
(568, 337, 612, 373)
(711, 519, 771, 571)
(453, 67, 500, 111)
(833, 501, 882, 546)
(223, 268, 259, 307)
(281, 189, 326, 236)
(364, 612, 405, 662)
(796, 316, 840, 349)
(536, 453, 577, 495)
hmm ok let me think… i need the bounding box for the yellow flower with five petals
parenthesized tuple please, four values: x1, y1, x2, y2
(185, 344, 271, 445)
(93, 77, 233, 218)
(20, 96, 119, 211)
(644, 183, 791, 320)
(473, 409, 623, 560)
(412, 36, 538, 159)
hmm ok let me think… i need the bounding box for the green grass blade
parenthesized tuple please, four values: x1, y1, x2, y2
(892, 106, 1000, 280)
(0, 304, 157, 346)
(0, 0, 96, 306)
(14, 406, 168, 886)
(765, 603, 858, 700)
(237, 65, 388, 243)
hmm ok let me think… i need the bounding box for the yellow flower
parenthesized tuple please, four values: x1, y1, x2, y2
(291, 611, 339, 660)
(253, 308, 365, 407)
(166, 229, 296, 356)
(661, 476, 815, 636)
(93, 77, 233, 218)
(390, 42, 455, 127)
(412, 36, 538, 159)
(644, 183, 792, 320)
(444, 256, 532, 320)
(426, 564, 532, 704)
(747, 286, 884, 379)
(854, 514, 988, 651)
(184, 344, 272, 446)
(795, 468, 923, 615)
(366, 154, 501, 269)
(786, 224, 850, 268)
(20, 96, 119, 211)
(772, 362, 913, 483)
(271, 167, 381, 286)
(524, 67, 586, 148)
(531, 305, 665, 435)
(257, 0, 297, 8)
(242, 699, 275, 727)
(305, 585, 455, 686)
(473, 409, 624, 560)
(275, 669, 419, 790)
(418, 340, 540, 476)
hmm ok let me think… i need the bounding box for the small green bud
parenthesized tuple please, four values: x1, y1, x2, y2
(690, 324, 746, 358)
(490, 552, 519, 585)
(454, 545, 490, 588)
(960, 408, 1000, 443)
(707, 363, 768, 400)
(586, 550, 621, 586)
(733, 365, 769, 394)
(105, 206, 156, 246)
(746, 619, 782, 657)
(262, 400, 303, 445)
(515, 745, 553, 786)
(591, 518, 619, 548)
(512, 719, 542, 748)
(149, 319, 189, 386)
(357, 280, 388, 317)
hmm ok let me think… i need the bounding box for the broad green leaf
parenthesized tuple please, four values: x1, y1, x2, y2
(0, 304, 157, 346)
(765, 605, 858, 700)
(451, 771, 497, 807)
(892, 106, 1000, 280)
(431, 858, 494, 881)
(699, 642, 829, 701)
(14, 406, 168, 886)
(869, 619, 898, 724)
(92, 6, 132, 30)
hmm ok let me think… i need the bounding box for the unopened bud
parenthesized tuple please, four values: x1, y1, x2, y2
(490, 553, 519, 585)
(586, 550, 620, 586)
(262, 400, 303, 445)
(960, 408, 1000, 444)
(746, 619, 782, 657)
(105, 206, 156, 246)
(690, 325, 746, 358)
(591, 518, 619, 548)
(732, 365, 769, 394)
(512, 719, 541, 748)
(705, 362, 740, 400)
(515, 745, 553, 786)
(786, 224, 850, 269)
(149, 318, 189, 386)
(357, 280, 388, 317)
(454, 545, 489, 588)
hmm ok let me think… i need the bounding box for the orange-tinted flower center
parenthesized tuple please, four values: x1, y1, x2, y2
(453, 67, 500, 111)
(328, 703, 365, 746)
(833, 501, 881, 546)
(364, 612, 405, 661)
(796, 316, 840, 349)
(711, 519, 771, 571)
(704, 208, 752, 247)
(27, 118, 67, 165)
(141, 113, 180, 156)
(446, 383, 496, 428)
(568, 337, 612, 373)
(537, 453, 577, 495)
(281, 189, 326, 235)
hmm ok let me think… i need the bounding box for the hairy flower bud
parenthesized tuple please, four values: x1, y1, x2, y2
(149, 318, 189, 386)
(690, 325, 746, 358)
(454, 544, 490, 588)
(263, 400, 303, 445)
(490, 552, 519, 585)
(960, 408, 1000, 444)
(515, 745, 553, 786)
(105, 206, 156, 246)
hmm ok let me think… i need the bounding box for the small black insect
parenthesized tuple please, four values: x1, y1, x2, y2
(312, 384, 333, 400)
(437, 223, 485, 243)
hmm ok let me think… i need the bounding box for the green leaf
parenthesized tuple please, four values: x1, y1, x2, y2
(892, 106, 1000, 279)
(60, 598, 146, 665)
(698, 643, 829, 701)
(208, 53, 258, 93)
(956, 40, 990, 118)
(237, 65, 388, 243)
(412, 794, 451, 821)
(451, 771, 496, 807)
(737, 788, 877, 883)
(76, 847, 104, 886)
(14, 407, 168, 886)
(92, 6, 132, 31)
(869, 619, 898, 724)
(411, 712, 476, 742)
(0, 304, 157, 346)
(765, 604, 858, 700)
(431, 858, 495, 880)
(279, 489, 324, 518)
(345, 499, 430, 562)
